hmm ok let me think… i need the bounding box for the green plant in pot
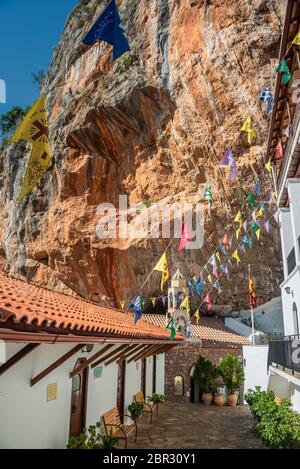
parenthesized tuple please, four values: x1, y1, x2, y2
(148, 393, 167, 405)
(128, 402, 144, 420)
(193, 355, 216, 406)
(67, 421, 118, 449)
(218, 354, 245, 406)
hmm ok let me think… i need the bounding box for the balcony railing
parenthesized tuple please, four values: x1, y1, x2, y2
(268, 334, 300, 375)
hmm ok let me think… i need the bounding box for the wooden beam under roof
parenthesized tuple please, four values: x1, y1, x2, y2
(0, 344, 39, 376)
(104, 345, 132, 366)
(91, 344, 128, 369)
(127, 345, 149, 364)
(116, 344, 143, 362)
(31, 344, 83, 386)
(136, 345, 162, 361)
(69, 344, 113, 378)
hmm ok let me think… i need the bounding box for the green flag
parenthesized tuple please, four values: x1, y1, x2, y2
(203, 185, 213, 212)
(246, 192, 255, 209)
(166, 319, 176, 341)
(276, 58, 291, 86)
(251, 221, 259, 234)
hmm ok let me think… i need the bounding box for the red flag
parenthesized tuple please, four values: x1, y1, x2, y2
(221, 233, 230, 251)
(204, 294, 212, 310)
(178, 219, 193, 252)
(249, 274, 256, 307)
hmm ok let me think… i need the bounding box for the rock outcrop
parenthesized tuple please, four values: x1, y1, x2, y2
(0, 0, 285, 310)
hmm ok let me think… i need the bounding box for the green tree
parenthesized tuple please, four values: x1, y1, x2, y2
(0, 106, 29, 139)
(32, 70, 46, 91)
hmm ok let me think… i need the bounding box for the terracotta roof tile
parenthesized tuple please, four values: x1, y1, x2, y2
(0, 271, 182, 342)
(143, 314, 250, 345)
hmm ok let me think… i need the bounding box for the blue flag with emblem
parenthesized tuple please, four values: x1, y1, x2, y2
(82, 0, 130, 60)
(130, 293, 142, 325)
(194, 276, 203, 297)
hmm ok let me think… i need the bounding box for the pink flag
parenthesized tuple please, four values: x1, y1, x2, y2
(178, 220, 193, 252)
(204, 294, 212, 310)
(276, 141, 283, 159)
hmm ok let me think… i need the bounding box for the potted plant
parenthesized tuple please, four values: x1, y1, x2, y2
(148, 393, 167, 405)
(67, 421, 118, 449)
(128, 402, 144, 421)
(218, 354, 245, 406)
(193, 355, 216, 406)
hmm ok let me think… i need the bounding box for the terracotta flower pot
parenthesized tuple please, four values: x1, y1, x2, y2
(227, 393, 238, 406)
(214, 394, 225, 406)
(202, 392, 213, 406)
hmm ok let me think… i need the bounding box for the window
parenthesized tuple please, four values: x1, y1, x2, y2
(174, 375, 184, 396)
(293, 302, 299, 335)
(72, 374, 81, 392)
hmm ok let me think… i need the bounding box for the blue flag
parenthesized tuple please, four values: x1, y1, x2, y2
(194, 276, 203, 297)
(130, 293, 142, 325)
(82, 0, 130, 60)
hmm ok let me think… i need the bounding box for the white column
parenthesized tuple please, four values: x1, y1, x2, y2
(278, 208, 293, 279)
(286, 179, 300, 265)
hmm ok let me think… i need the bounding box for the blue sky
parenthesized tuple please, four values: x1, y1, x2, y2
(0, 0, 78, 115)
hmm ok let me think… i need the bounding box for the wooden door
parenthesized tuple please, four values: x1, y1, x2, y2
(141, 358, 146, 396)
(117, 360, 126, 421)
(70, 358, 88, 437)
(152, 355, 157, 394)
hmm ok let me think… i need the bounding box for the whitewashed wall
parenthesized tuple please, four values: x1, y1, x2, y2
(281, 267, 300, 336)
(243, 345, 269, 400)
(85, 352, 119, 427)
(156, 354, 165, 394)
(0, 342, 82, 449)
(0, 342, 165, 448)
(146, 356, 153, 398)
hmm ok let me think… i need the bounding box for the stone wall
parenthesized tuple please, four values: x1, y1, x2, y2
(165, 341, 242, 402)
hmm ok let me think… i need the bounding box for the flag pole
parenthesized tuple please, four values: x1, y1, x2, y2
(248, 264, 255, 346)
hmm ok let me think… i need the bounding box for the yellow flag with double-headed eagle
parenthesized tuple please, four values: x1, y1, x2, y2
(154, 252, 169, 291)
(11, 95, 51, 201)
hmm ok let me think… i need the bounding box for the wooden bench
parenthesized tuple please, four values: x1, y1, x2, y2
(134, 391, 158, 424)
(102, 407, 137, 449)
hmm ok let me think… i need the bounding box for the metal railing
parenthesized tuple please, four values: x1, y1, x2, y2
(268, 334, 300, 375)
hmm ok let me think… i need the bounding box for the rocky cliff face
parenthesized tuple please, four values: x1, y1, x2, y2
(0, 0, 285, 310)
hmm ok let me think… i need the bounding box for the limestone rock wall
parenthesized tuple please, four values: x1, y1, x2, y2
(0, 0, 285, 309)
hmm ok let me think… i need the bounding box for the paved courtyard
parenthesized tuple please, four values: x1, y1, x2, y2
(127, 402, 265, 449)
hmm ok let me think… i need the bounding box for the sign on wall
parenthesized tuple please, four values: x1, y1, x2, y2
(93, 366, 103, 379)
(47, 383, 57, 401)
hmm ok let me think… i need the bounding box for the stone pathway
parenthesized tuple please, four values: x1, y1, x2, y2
(127, 402, 265, 449)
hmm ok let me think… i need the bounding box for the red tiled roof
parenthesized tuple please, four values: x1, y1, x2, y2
(0, 271, 182, 342)
(143, 314, 250, 345)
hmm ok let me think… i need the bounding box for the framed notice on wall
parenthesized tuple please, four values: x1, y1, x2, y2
(47, 383, 57, 401)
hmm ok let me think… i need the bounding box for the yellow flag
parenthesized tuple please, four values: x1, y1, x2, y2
(241, 116, 254, 144)
(180, 296, 190, 318)
(216, 251, 221, 263)
(120, 301, 125, 310)
(11, 96, 51, 201)
(256, 228, 261, 240)
(194, 309, 200, 324)
(265, 160, 271, 172)
(151, 297, 157, 307)
(236, 228, 241, 240)
(232, 249, 241, 265)
(257, 208, 263, 218)
(154, 252, 169, 291)
(207, 274, 212, 284)
(234, 211, 242, 223)
(292, 32, 300, 45)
